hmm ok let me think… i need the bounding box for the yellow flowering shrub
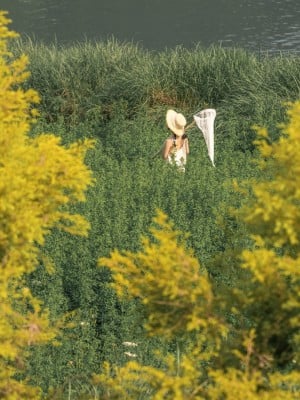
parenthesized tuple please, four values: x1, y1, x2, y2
(93, 357, 203, 400)
(243, 101, 300, 251)
(234, 102, 300, 366)
(96, 102, 300, 399)
(0, 11, 94, 399)
(100, 211, 225, 340)
(97, 211, 226, 399)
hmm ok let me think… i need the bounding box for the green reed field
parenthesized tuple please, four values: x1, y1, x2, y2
(13, 39, 300, 397)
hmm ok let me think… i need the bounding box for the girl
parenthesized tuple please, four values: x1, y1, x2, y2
(162, 109, 189, 171)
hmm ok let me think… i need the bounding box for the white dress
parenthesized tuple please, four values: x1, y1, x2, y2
(167, 145, 187, 172)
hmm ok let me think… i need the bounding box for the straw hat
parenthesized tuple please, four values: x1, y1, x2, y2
(166, 109, 186, 137)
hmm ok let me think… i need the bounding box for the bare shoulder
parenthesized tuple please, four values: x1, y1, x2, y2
(162, 136, 174, 159)
(165, 136, 174, 143)
(163, 137, 174, 148)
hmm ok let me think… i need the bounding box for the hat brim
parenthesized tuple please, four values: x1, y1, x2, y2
(166, 109, 186, 137)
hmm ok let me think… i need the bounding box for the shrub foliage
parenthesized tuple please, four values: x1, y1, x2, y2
(0, 11, 93, 399)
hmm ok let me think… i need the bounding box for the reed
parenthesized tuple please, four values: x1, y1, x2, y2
(13, 38, 300, 127)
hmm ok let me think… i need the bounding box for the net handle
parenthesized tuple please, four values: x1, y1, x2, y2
(185, 120, 196, 131)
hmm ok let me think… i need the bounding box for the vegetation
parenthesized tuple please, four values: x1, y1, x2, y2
(1, 8, 300, 399)
(96, 102, 300, 398)
(0, 11, 93, 398)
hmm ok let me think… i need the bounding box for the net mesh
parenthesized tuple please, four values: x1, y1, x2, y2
(193, 108, 216, 167)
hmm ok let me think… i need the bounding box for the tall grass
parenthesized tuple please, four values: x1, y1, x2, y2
(13, 38, 300, 129)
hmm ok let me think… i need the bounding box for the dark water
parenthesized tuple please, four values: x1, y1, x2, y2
(1, 0, 300, 53)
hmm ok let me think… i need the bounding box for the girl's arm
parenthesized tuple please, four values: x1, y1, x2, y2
(162, 138, 173, 159)
(185, 138, 190, 155)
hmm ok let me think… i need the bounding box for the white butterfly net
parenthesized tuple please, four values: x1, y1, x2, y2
(193, 108, 216, 167)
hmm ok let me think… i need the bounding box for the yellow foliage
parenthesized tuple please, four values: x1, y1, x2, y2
(93, 357, 204, 400)
(0, 11, 94, 398)
(235, 102, 300, 361)
(100, 210, 225, 342)
(208, 369, 300, 400)
(244, 101, 300, 249)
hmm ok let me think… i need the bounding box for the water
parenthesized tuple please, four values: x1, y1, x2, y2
(1, 0, 300, 53)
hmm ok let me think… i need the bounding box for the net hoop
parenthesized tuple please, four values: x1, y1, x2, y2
(193, 108, 216, 167)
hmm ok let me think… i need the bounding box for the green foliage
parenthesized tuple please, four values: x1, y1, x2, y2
(4, 23, 300, 398)
(94, 102, 300, 399)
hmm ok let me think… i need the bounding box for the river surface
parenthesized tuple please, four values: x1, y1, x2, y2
(1, 0, 300, 53)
